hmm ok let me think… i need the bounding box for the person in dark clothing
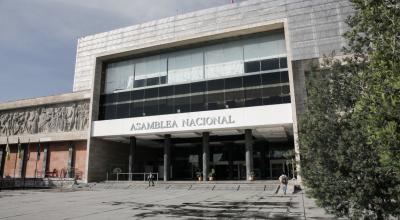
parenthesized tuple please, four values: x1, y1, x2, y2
(147, 172, 155, 187)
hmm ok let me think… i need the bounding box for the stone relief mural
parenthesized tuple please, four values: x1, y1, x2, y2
(0, 101, 89, 136)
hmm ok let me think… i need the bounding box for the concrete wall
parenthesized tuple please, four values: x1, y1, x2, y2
(87, 138, 129, 182)
(73, 0, 353, 91)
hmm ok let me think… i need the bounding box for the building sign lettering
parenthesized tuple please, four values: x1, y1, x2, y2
(130, 115, 235, 131)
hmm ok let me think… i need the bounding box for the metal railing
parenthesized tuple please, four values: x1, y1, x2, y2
(106, 172, 159, 182)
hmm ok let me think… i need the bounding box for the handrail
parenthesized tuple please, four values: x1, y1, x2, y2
(106, 172, 159, 182)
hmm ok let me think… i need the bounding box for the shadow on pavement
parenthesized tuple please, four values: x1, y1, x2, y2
(104, 200, 302, 219)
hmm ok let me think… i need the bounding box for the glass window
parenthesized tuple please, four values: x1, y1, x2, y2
(100, 94, 116, 105)
(160, 76, 167, 84)
(98, 106, 106, 120)
(207, 79, 224, 91)
(174, 84, 190, 96)
(116, 104, 130, 118)
(104, 105, 117, 119)
(159, 98, 175, 115)
(191, 81, 206, 94)
(244, 61, 260, 73)
(261, 72, 281, 85)
(132, 90, 144, 101)
(225, 77, 243, 90)
(204, 41, 243, 79)
(134, 79, 146, 88)
(280, 57, 288, 68)
(168, 48, 204, 84)
(191, 94, 206, 112)
(159, 86, 174, 97)
(117, 91, 130, 102)
(282, 85, 290, 95)
(225, 90, 244, 108)
(104, 60, 134, 94)
(144, 88, 159, 99)
(244, 88, 262, 107)
(282, 95, 291, 103)
(174, 97, 190, 113)
(261, 58, 280, 71)
(243, 32, 286, 61)
(262, 86, 281, 97)
(146, 77, 160, 86)
(135, 55, 167, 80)
(243, 74, 261, 87)
(281, 71, 289, 83)
(262, 96, 282, 105)
(131, 102, 144, 117)
(207, 92, 225, 110)
(143, 100, 159, 116)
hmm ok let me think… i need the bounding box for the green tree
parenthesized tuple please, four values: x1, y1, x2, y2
(299, 0, 400, 219)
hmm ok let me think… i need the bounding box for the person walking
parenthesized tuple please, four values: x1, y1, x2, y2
(279, 174, 288, 195)
(147, 172, 155, 187)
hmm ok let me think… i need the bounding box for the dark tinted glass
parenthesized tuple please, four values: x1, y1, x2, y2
(104, 105, 116, 119)
(134, 79, 146, 88)
(174, 84, 190, 95)
(159, 86, 174, 97)
(207, 79, 224, 91)
(244, 61, 260, 73)
(160, 76, 167, 84)
(261, 72, 281, 85)
(116, 104, 130, 118)
(225, 77, 243, 89)
(159, 98, 174, 115)
(282, 85, 290, 95)
(174, 97, 190, 113)
(191, 81, 206, 93)
(262, 86, 281, 97)
(244, 88, 262, 107)
(98, 107, 106, 120)
(207, 92, 225, 110)
(143, 100, 159, 116)
(282, 95, 291, 103)
(131, 102, 144, 117)
(262, 96, 282, 105)
(243, 74, 261, 87)
(281, 71, 289, 83)
(225, 90, 244, 108)
(261, 58, 279, 71)
(117, 92, 130, 102)
(144, 88, 158, 99)
(132, 90, 144, 101)
(191, 94, 206, 112)
(146, 77, 159, 86)
(101, 94, 116, 104)
(280, 57, 288, 68)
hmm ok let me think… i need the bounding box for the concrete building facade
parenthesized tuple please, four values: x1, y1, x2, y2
(0, 0, 353, 183)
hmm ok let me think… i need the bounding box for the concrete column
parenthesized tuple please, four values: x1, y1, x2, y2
(42, 144, 49, 178)
(0, 147, 5, 177)
(228, 144, 234, 180)
(128, 137, 136, 181)
(245, 129, 254, 181)
(67, 143, 75, 178)
(163, 134, 171, 181)
(21, 144, 28, 178)
(202, 132, 209, 181)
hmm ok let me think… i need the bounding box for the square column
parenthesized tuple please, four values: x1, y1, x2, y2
(129, 137, 136, 181)
(202, 132, 209, 181)
(67, 143, 75, 178)
(164, 134, 171, 181)
(245, 129, 254, 181)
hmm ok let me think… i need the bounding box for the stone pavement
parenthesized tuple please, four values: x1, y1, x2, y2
(0, 183, 343, 220)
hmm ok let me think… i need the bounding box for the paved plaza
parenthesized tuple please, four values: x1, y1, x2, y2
(0, 183, 340, 220)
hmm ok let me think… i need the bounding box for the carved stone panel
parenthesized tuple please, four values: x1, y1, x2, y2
(0, 101, 89, 136)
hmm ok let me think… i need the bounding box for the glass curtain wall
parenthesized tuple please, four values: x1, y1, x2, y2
(102, 31, 286, 94)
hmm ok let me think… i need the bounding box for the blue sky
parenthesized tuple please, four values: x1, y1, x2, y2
(0, 0, 230, 102)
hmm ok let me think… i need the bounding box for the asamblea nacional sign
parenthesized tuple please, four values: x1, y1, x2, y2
(131, 115, 235, 131)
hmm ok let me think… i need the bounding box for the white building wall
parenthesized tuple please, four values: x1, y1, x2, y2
(73, 0, 353, 92)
